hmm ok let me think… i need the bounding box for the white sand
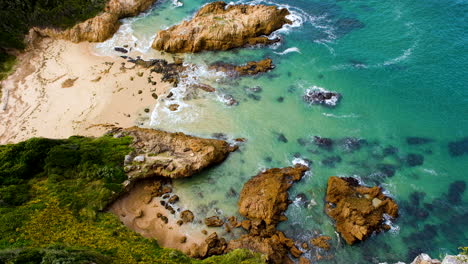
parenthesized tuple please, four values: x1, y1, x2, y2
(0, 38, 172, 144)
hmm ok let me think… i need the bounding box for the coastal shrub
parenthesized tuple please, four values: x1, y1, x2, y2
(0, 135, 265, 263)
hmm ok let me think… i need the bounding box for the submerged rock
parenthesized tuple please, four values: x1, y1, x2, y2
(313, 136, 334, 150)
(448, 137, 468, 157)
(406, 153, 424, 167)
(325, 177, 399, 245)
(303, 87, 341, 107)
(152, 1, 291, 53)
(115, 127, 237, 180)
(406, 137, 433, 145)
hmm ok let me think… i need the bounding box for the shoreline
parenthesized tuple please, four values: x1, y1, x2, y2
(0, 38, 172, 144)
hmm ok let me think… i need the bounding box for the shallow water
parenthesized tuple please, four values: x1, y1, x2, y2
(94, 0, 468, 263)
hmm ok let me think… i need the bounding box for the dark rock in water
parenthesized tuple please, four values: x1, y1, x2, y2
(247, 86, 262, 93)
(224, 95, 239, 106)
(303, 87, 341, 107)
(212, 133, 228, 140)
(376, 164, 397, 177)
(248, 93, 261, 101)
(318, 74, 324, 79)
(295, 193, 308, 207)
(339, 137, 364, 152)
(335, 17, 365, 37)
(447, 180, 466, 205)
(321, 156, 342, 167)
(277, 133, 288, 143)
(409, 191, 426, 206)
(120, 55, 128, 59)
(383, 146, 399, 156)
(448, 137, 468, 157)
(297, 138, 309, 146)
(114, 47, 128, 53)
(406, 154, 424, 167)
(264, 156, 273, 163)
(277, 97, 284, 102)
(313, 136, 333, 150)
(406, 137, 433, 145)
(287, 71, 292, 77)
(227, 187, 238, 198)
(287, 85, 296, 93)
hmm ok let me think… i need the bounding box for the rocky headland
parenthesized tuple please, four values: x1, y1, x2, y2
(226, 164, 310, 263)
(152, 1, 291, 53)
(113, 126, 238, 181)
(31, 0, 157, 43)
(325, 176, 399, 245)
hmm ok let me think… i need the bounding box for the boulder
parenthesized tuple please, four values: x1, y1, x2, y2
(180, 210, 194, 223)
(310, 236, 331, 250)
(152, 1, 291, 53)
(204, 216, 225, 227)
(325, 177, 399, 245)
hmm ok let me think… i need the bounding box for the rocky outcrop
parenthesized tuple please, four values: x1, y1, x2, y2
(152, 1, 291, 53)
(227, 165, 310, 263)
(238, 165, 309, 225)
(209, 58, 275, 77)
(410, 253, 468, 264)
(310, 236, 331, 250)
(325, 177, 399, 245)
(303, 87, 341, 107)
(111, 127, 237, 180)
(33, 0, 156, 42)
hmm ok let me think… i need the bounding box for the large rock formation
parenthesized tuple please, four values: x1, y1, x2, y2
(33, 0, 156, 42)
(152, 1, 291, 53)
(111, 127, 237, 180)
(209, 58, 275, 77)
(325, 177, 399, 245)
(227, 165, 310, 263)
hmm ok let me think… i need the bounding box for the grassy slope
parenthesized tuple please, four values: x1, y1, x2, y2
(0, 136, 265, 264)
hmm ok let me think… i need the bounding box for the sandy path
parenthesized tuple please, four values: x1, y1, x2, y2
(0, 38, 172, 144)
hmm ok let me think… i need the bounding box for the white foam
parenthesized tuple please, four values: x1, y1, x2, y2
(172, 0, 183, 7)
(274, 47, 301, 55)
(383, 213, 400, 235)
(322, 113, 360, 118)
(423, 168, 438, 175)
(292, 157, 310, 167)
(304, 85, 340, 106)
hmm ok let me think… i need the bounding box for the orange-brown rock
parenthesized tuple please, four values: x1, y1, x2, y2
(152, 1, 291, 53)
(299, 257, 311, 264)
(325, 177, 399, 245)
(33, 0, 156, 42)
(116, 126, 238, 179)
(238, 165, 309, 225)
(227, 165, 309, 263)
(209, 58, 275, 76)
(226, 234, 289, 264)
(310, 236, 332, 250)
(204, 216, 225, 227)
(199, 232, 227, 257)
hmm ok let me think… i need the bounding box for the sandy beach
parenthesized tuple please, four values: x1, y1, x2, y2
(0, 38, 172, 144)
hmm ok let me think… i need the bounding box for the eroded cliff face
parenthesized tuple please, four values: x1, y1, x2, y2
(227, 165, 310, 263)
(32, 0, 156, 42)
(325, 176, 399, 245)
(114, 127, 238, 180)
(152, 1, 291, 53)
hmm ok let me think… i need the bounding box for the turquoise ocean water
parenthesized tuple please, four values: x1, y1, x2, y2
(95, 0, 468, 262)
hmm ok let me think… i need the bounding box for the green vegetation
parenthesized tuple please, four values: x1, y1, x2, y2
(0, 136, 265, 263)
(0, 0, 108, 85)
